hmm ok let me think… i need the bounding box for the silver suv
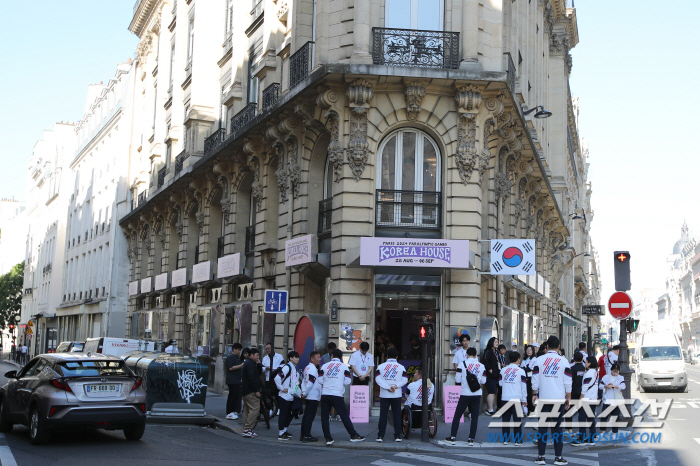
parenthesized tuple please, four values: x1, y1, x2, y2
(0, 353, 147, 444)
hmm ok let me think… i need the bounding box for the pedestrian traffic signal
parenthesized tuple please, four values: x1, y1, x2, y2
(626, 319, 640, 334)
(419, 324, 435, 341)
(614, 251, 631, 291)
(8, 324, 13, 331)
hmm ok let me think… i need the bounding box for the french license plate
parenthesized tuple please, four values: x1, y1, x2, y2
(86, 384, 118, 393)
(657, 382, 672, 386)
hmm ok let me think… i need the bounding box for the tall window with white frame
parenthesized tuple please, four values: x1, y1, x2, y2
(385, 0, 443, 30)
(169, 38, 176, 90)
(224, 0, 235, 49)
(376, 128, 440, 228)
(247, 42, 262, 105)
(186, 12, 195, 70)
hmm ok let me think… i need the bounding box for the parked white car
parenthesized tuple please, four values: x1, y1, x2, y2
(83, 338, 155, 358)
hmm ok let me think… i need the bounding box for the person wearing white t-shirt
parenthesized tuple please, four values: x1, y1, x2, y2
(404, 367, 434, 408)
(603, 346, 619, 377)
(451, 333, 471, 385)
(348, 342, 374, 385)
(164, 340, 179, 353)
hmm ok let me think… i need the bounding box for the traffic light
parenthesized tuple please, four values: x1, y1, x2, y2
(614, 251, 631, 291)
(8, 324, 14, 331)
(419, 323, 435, 341)
(626, 319, 640, 334)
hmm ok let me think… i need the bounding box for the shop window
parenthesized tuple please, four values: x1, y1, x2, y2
(376, 129, 441, 229)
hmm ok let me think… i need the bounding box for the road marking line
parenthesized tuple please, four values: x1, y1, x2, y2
(0, 445, 17, 466)
(371, 460, 416, 466)
(395, 453, 486, 466)
(574, 453, 600, 457)
(694, 438, 700, 446)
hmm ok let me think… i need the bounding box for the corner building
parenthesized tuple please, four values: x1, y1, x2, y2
(122, 0, 598, 401)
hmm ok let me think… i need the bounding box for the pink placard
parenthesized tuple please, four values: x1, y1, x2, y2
(443, 386, 464, 423)
(349, 386, 369, 423)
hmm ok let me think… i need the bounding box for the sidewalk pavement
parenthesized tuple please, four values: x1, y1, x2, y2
(204, 391, 628, 453)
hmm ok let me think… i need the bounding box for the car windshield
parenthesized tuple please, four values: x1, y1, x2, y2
(70, 343, 84, 352)
(640, 346, 682, 361)
(56, 360, 131, 377)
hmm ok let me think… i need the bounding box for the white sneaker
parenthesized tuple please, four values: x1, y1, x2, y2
(226, 413, 236, 420)
(232, 412, 239, 419)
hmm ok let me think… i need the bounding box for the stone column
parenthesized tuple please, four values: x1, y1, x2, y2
(351, 0, 373, 64)
(460, 0, 481, 70)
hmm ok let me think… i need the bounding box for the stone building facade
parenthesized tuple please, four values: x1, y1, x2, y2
(121, 0, 600, 397)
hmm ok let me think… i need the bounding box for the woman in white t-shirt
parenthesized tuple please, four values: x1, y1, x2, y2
(572, 356, 599, 446)
(599, 363, 625, 434)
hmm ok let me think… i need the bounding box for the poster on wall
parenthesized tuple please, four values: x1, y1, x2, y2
(490, 239, 536, 275)
(360, 237, 471, 268)
(449, 326, 479, 352)
(340, 324, 367, 351)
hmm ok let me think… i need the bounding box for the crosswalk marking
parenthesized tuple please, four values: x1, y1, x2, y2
(0, 446, 17, 466)
(395, 453, 485, 466)
(694, 438, 700, 446)
(511, 453, 599, 466)
(371, 460, 416, 466)
(574, 453, 599, 457)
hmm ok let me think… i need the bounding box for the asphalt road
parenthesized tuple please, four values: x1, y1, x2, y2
(0, 358, 694, 466)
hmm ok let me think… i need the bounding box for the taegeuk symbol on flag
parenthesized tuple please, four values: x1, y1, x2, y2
(490, 239, 536, 275)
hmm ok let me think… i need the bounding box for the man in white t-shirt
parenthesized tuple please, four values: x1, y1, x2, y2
(164, 340, 179, 353)
(452, 333, 470, 384)
(349, 342, 374, 385)
(21, 345, 28, 365)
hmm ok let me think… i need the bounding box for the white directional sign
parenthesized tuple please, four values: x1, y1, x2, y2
(264, 289, 288, 314)
(490, 239, 536, 275)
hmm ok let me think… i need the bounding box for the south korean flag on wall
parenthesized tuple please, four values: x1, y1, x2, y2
(490, 239, 536, 275)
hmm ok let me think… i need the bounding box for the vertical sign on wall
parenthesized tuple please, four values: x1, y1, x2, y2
(443, 386, 464, 423)
(349, 386, 370, 423)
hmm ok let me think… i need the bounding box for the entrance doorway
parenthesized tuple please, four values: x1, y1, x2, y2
(374, 286, 439, 405)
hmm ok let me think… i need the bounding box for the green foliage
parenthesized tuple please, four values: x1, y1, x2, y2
(0, 262, 23, 328)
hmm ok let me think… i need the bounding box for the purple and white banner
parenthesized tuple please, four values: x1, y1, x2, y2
(359, 237, 470, 268)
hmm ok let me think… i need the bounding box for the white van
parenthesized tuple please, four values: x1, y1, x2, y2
(637, 332, 687, 392)
(83, 338, 155, 358)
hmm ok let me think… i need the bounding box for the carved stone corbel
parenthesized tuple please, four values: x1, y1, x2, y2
(344, 80, 373, 181)
(325, 110, 343, 182)
(294, 99, 324, 132)
(285, 134, 302, 199)
(454, 113, 478, 185)
(346, 79, 374, 108)
(454, 84, 482, 113)
(404, 81, 426, 121)
(316, 85, 340, 110)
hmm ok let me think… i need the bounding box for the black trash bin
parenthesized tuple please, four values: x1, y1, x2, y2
(122, 351, 209, 410)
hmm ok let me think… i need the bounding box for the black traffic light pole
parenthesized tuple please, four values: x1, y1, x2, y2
(619, 319, 632, 400)
(421, 338, 430, 442)
(614, 251, 632, 401)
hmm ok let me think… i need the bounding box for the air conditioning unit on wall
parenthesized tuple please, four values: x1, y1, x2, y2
(236, 283, 254, 301)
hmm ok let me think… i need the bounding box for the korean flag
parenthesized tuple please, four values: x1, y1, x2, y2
(490, 239, 536, 275)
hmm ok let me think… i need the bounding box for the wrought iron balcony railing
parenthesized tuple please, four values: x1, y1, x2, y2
(262, 83, 281, 112)
(318, 198, 332, 237)
(217, 236, 225, 259)
(372, 28, 459, 69)
(289, 41, 314, 89)
(245, 225, 255, 255)
(376, 189, 441, 229)
(158, 167, 166, 189)
(174, 150, 188, 176)
(204, 127, 227, 156)
(138, 190, 148, 206)
(230, 103, 257, 135)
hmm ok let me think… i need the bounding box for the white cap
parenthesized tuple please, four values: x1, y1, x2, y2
(532, 342, 540, 348)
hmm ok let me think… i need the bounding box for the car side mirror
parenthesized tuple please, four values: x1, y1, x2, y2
(4, 371, 17, 379)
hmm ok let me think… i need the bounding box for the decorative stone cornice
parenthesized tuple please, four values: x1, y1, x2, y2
(549, 31, 570, 56)
(404, 81, 426, 121)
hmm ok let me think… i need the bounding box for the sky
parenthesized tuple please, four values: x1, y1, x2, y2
(1, 1, 698, 306)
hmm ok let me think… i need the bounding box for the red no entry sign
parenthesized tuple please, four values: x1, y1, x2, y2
(608, 291, 633, 320)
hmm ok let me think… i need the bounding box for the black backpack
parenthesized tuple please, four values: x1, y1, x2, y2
(463, 361, 482, 392)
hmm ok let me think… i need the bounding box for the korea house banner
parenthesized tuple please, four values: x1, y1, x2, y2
(490, 239, 536, 275)
(360, 237, 470, 268)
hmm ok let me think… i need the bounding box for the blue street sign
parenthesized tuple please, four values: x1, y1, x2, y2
(264, 289, 288, 314)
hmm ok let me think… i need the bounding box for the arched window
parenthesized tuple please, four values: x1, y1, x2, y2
(376, 129, 440, 228)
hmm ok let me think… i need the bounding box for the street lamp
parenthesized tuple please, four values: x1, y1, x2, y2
(523, 105, 553, 119)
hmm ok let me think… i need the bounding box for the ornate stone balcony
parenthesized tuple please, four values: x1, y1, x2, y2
(372, 28, 459, 69)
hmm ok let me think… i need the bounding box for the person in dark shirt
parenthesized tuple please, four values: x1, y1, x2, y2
(483, 337, 500, 416)
(226, 343, 244, 420)
(241, 348, 262, 437)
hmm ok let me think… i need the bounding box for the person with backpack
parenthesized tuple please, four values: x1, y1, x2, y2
(532, 335, 572, 466)
(445, 347, 486, 446)
(318, 348, 365, 445)
(499, 351, 527, 444)
(604, 346, 620, 378)
(300, 351, 322, 442)
(375, 348, 408, 442)
(275, 351, 301, 441)
(452, 333, 471, 384)
(572, 356, 599, 446)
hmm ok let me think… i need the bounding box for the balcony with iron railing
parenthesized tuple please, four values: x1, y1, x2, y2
(217, 236, 225, 259)
(245, 225, 255, 255)
(318, 198, 332, 237)
(231, 103, 257, 135)
(504, 52, 516, 92)
(375, 190, 441, 229)
(372, 28, 459, 69)
(158, 167, 166, 189)
(204, 128, 227, 156)
(262, 83, 281, 112)
(289, 41, 314, 89)
(138, 190, 148, 207)
(174, 150, 188, 176)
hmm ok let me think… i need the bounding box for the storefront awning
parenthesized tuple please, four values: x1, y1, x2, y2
(558, 310, 586, 326)
(375, 274, 441, 292)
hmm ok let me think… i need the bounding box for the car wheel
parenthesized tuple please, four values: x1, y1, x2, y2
(29, 406, 50, 445)
(679, 385, 688, 393)
(0, 397, 13, 433)
(123, 423, 146, 441)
